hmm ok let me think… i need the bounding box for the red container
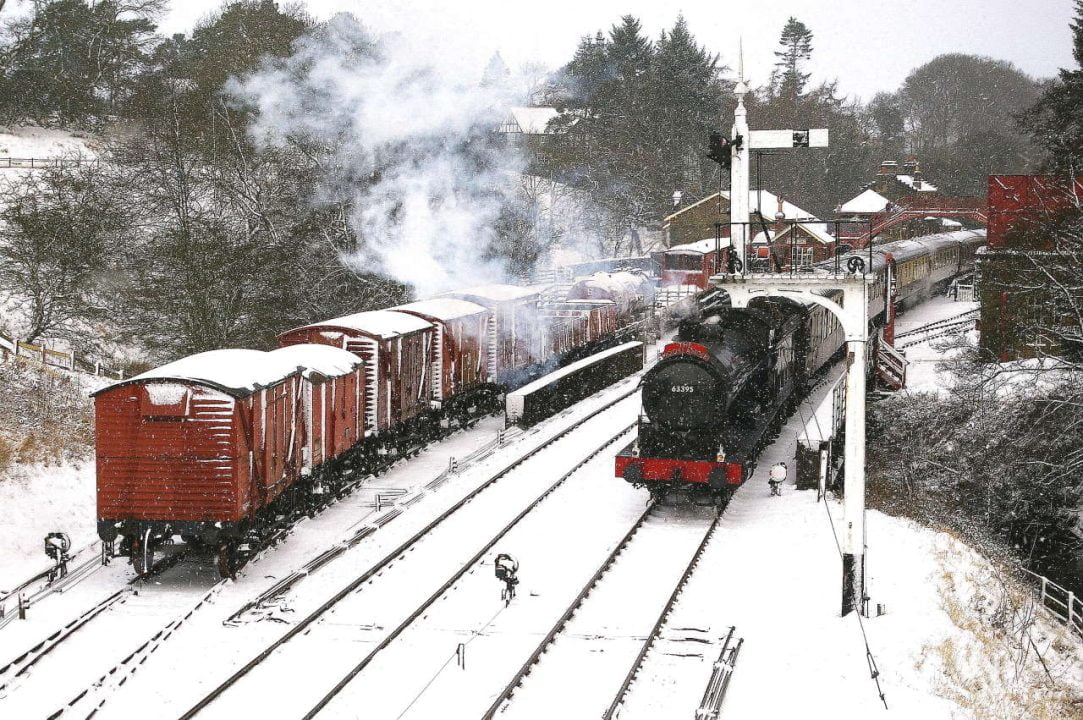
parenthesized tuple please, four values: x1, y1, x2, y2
(94, 347, 362, 529)
(391, 298, 492, 406)
(440, 285, 541, 382)
(269, 344, 366, 471)
(278, 311, 435, 434)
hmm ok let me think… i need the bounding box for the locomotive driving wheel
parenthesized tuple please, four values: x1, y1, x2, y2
(132, 527, 154, 576)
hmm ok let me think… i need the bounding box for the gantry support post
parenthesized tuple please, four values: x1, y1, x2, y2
(842, 337, 867, 617)
(720, 276, 869, 617)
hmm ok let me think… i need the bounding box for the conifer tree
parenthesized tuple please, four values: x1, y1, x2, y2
(772, 17, 813, 100)
(1019, 0, 1083, 172)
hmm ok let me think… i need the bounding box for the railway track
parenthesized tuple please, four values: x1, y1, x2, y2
(0, 546, 102, 633)
(483, 504, 723, 720)
(0, 547, 218, 716)
(894, 309, 978, 347)
(169, 395, 640, 719)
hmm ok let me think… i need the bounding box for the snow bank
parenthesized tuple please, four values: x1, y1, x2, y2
(0, 461, 96, 592)
(0, 126, 99, 159)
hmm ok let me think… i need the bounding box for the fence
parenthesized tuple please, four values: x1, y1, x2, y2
(954, 283, 975, 302)
(0, 157, 99, 170)
(1023, 568, 1082, 639)
(0, 333, 124, 379)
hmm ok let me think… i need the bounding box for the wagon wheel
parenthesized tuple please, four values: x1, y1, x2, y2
(216, 542, 241, 579)
(132, 528, 154, 576)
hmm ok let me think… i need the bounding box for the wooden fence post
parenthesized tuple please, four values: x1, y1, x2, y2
(69, 351, 75, 371)
(13, 338, 19, 358)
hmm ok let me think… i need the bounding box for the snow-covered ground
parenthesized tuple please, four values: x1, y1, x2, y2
(1, 294, 1080, 719)
(894, 293, 979, 396)
(0, 125, 99, 160)
(0, 461, 97, 592)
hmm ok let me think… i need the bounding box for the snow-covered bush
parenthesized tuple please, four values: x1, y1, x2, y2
(0, 358, 93, 474)
(867, 380, 1082, 579)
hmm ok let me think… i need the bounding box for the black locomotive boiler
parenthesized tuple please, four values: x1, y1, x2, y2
(617, 298, 808, 501)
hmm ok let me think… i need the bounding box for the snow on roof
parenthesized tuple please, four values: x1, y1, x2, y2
(778, 222, 836, 245)
(393, 298, 488, 322)
(113, 349, 304, 396)
(666, 237, 733, 254)
(838, 188, 891, 214)
(510, 342, 643, 398)
(663, 190, 819, 223)
(896, 174, 938, 192)
(269, 344, 363, 379)
(302, 310, 433, 339)
(506, 107, 564, 134)
(444, 284, 542, 303)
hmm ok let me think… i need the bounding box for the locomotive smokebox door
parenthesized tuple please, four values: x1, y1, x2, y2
(795, 439, 830, 491)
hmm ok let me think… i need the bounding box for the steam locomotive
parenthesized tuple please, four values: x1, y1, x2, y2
(616, 229, 986, 500)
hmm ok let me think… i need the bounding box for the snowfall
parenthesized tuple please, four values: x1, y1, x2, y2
(0, 293, 1080, 720)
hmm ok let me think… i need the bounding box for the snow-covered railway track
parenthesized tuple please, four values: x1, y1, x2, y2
(894, 309, 977, 342)
(223, 387, 641, 625)
(0, 549, 221, 716)
(485, 504, 723, 720)
(175, 396, 640, 720)
(0, 547, 102, 633)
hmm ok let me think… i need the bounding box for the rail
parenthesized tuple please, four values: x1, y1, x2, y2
(0, 546, 191, 695)
(603, 509, 725, 719)
(0, 546, 102, 632)
(696, 627, 744, 720)
(302, 422, 639, 720)
(481, 501, 659, 720)
(224, 398, 621, 623)
(1023, 568, 1082, 639)
(178, 394, 639, 719)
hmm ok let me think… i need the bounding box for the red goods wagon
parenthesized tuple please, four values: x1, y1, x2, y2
(390, 298, 494, 409)
(440, 284, 542, 384)
(659, 239, 727, 289)
(537, 311, 584, 359)
(93, 346, 363, 574)
(278, 310, 435, 436)
(558, 299, 618, 342)
(269, 344, 366, 472)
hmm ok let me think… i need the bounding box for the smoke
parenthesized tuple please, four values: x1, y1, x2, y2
(232, 13, 525, 298)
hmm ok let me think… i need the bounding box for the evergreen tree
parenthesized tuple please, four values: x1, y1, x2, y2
(1019, 0, 1083, 172)
(0, 0, 160, 126)
(771, 17, 813, 100)
(547, 15, 728, 252)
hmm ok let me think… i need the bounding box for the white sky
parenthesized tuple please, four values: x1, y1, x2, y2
(152, 0, 1078, 101)
(2, 0, 1076, 100)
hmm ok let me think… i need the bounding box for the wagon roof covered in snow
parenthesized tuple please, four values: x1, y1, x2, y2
(292, 310, 433, 339)
(444, 284, 542, 303)
(269, 344, 363, 379)
(511, 342, 643, 396)
(94, 349, 308, 397)
(393, 298, 489, 322)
